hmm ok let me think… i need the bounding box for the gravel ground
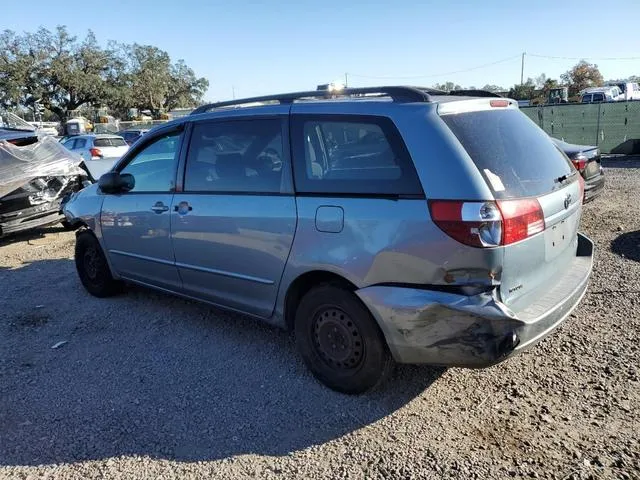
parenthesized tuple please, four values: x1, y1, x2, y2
(1, 158, 639, 480)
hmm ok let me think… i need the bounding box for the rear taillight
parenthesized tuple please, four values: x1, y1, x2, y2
(497, 198, 545, 245)
(89, 147, 103, 158)
(578, 174, 585, 200)
(429, 199, 545, 248)
(571, 153, 587, 170)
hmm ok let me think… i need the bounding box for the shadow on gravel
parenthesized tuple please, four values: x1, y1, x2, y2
(611, 230, 640, 262)
(0, 224, 67, 248)
(0, 258, 443, 466)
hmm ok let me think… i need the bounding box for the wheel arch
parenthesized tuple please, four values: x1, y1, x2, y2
(283, 270, 358, 331)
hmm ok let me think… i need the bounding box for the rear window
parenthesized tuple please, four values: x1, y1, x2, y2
(442, 109, 573, 199)
(94, 137, 127, 147)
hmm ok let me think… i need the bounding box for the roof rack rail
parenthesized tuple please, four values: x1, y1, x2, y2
(191, 86, 434, 114)
(448, 89, 503, 98)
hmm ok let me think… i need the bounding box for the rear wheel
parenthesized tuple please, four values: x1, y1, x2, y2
(295, 285, 393, 394)
(75, 231, 122, 297)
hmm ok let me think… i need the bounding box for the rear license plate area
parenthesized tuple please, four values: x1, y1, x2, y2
(545, 219, 573, 261)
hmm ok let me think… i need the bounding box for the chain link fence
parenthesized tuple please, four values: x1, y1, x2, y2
(521, 101, 640, 154)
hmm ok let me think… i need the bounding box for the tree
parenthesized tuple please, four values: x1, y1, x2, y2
(0, 27, 120, 120)
(481, 84, 505, 93)
(432, 81, 462, 92)
(508, 78, 536, 100)
(0, 26, 209, 120)
(561, 61, 604, 96)
(124, 44, 208, 117)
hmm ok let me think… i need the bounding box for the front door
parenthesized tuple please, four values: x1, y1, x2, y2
(101, 131, 183, 291)
(171, 116, 296, 317)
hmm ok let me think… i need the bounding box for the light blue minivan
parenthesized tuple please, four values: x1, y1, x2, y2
(63, 87, 594, 393)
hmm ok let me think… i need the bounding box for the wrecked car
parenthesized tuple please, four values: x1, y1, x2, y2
(1, 113, 90, 237)
(63, 87, 594, 394)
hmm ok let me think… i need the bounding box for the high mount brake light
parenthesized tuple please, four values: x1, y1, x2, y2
(429, 199, 545, 247)
(490, 99, 510, 107)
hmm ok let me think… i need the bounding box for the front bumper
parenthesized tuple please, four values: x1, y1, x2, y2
(356, 233, 594, 368)
(0, 206, 65, 237)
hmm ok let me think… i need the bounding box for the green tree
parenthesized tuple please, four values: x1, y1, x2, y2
(126, 44, 208, 117)
(0, 26, 119, 120)
(0, 26, 209, 121)
(432, 81, 462, 92)
(481, 84, 505, 93)
(561, 61, 604, 96)
(508, 78, 536, 100)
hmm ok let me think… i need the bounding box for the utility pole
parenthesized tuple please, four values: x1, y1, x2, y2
(521, 52, 526, 85)
(344, 73, 348, 88)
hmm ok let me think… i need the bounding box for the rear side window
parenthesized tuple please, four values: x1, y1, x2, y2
(291, 115, 423, 196)
(593, 93, 605, 102)
(94, 137, 127, 147)
(442, 109, 573, 199)
(74, 138, 87, 149)
(184, 119, 284, 193)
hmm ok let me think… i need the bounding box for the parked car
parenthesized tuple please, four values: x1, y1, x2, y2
(60, 134, 129, 180)
(117, 129, 150, 146)
(551, 138, 605, 203)
(1, 112, 90, 237)
(580, 86, 622, 103)
(63, 87, 594, 393)
(606, 82, 640, 101)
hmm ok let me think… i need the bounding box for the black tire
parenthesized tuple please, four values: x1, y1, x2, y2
(60, 220, 76, 231)
(295, 285, 394, 394)
(74, 231, 122, 297)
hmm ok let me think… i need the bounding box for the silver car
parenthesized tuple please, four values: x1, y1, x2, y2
(63, 87, 594, 393)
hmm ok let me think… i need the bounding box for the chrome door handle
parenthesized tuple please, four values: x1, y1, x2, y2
(151, 202, 169, 213)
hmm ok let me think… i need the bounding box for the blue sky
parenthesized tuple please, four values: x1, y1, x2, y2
(3, 0, 640, 101)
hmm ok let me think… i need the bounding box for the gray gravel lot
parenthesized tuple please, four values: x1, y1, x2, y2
(1, 158, 639, 479)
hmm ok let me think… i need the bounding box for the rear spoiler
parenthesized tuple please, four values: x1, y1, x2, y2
(448, 90, 502, 98)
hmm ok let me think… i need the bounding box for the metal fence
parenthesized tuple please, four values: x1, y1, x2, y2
(521, 101, 640, 154)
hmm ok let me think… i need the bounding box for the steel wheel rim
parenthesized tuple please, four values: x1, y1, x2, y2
(312, 307, 364, 370)
(83, 247, 99, 280)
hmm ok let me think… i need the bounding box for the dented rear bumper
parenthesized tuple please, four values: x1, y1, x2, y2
(356, 233, 594, 367)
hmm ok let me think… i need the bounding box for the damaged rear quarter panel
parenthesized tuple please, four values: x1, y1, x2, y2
(356, 286, 519, 367)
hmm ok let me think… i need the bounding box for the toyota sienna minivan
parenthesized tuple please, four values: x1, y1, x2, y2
(63, 87, 594, 393)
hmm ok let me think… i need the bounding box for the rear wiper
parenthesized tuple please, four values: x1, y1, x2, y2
(555, 171, 578, 183)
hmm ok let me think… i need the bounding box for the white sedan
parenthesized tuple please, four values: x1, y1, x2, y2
(61, 134, 129, 180)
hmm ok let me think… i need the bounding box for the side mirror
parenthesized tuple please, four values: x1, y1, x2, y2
(98, 172, 135, 194)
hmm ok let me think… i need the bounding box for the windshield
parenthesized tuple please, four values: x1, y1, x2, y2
(0, 111, 36, 131)
(441, 108, 574, 199)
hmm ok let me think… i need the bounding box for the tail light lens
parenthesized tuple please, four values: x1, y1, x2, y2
(89, 147, 103, 159)
(497, 199, 545, 245)
(429, 199, 545, 248)
(571, 153, 587, 170)
(578, 174, 585, 200)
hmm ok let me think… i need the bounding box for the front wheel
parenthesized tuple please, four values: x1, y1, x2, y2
(74, 231, 122, 297)
(294, 285, 394, 394)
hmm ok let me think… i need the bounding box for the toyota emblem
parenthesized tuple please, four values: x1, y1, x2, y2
(564, 193, 572, 209)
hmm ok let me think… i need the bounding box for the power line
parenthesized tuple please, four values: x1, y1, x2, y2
(528, 53, 640, 61)
(348, 54, 522, 80)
